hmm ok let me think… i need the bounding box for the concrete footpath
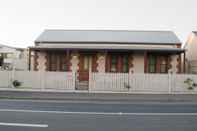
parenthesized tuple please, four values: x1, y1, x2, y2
(0, 90, 197, 102)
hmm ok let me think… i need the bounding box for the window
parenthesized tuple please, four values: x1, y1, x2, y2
(148, 54, 168, 73)
(148, 55, 156, 73)
(160, 56, 168, 73)
(122, 55, 129, 73)
(110, 55, 117, 72)
(109, 54, 129, 73)
(49, 53, 68, 71)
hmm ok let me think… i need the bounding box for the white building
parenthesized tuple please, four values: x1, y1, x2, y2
(0, 44, 28, 70)
(185, 32, 197, 73)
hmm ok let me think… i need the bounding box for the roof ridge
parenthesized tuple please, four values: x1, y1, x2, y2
(44, 29, 174, 33)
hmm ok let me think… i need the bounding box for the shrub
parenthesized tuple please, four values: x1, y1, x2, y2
(12, 80, 21, 87)
(184, 78, 197, 90)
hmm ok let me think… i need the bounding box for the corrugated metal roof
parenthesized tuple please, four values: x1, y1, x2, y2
(35, 30, 181, 44)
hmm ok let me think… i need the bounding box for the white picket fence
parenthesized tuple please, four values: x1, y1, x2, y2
(1, 70, 197, 94)
(0, 71, 75, 91)
(89, 73, 197, 94)
(0, 71, 11, 88)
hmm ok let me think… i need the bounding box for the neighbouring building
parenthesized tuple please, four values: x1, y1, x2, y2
(0, 44, 28, 70)
(185, 31, 197, 73)
(29, 30, 185, 88)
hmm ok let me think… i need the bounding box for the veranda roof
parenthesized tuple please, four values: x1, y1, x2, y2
(30, 44, 185, 53)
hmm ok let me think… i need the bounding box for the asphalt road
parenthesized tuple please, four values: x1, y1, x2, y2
(0, 100, 197, 131)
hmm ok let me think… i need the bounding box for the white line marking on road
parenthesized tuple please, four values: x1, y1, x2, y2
(0, 109, 197, 116)
(0, 122, 48, 128)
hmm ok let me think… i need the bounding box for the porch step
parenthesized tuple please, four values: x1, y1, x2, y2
(76, 81, 89, 90)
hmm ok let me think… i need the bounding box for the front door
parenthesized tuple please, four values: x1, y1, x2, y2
(78, 54, 91, 81)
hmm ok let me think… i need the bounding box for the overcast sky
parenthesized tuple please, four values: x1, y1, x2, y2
(0, 0, 196, 47)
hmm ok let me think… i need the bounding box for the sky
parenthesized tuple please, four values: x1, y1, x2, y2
(0, 0, 196, 47)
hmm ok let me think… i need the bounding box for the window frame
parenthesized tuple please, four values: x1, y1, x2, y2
(160, 56, 168, 73)
(49, 52, 68, 72)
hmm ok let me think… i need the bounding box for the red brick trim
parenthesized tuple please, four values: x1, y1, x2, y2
(156, 56, 161, 73)
(34, 51, 38, 71)
(128, 53, 134, 73)
(45, 51, 49, 71)
(129, 54, 134, 67)
(92, 54, 98, 72)
(176, 55, 181, 73)
(144, 52, 148, 73)
(66, 50, 71, 71)
(77, 53, 81, 73)
(105, 53, 111, 72)
(117, 55, 122, 73)
(167, 56, 172, 70)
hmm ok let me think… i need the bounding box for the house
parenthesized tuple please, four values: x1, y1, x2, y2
(0, 44, 28, 70)
(185, 31, 197, 73)
(29, 30, 185, 88)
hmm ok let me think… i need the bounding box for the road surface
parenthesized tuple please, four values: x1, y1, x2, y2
(0, 99, 196, 131)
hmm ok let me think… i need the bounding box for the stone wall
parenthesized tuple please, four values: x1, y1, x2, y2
(70, 52, 79, 72)
(170, 54, 179, 73)
(96, 53, 106, 73)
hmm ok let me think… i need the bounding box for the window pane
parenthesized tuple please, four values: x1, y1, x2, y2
(148, 55, 156, 73)
(123, 55, 129, 73)
(111, 64, 116, 72)
(160, 56, 167, 73)
(111, 55, 117, 72)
